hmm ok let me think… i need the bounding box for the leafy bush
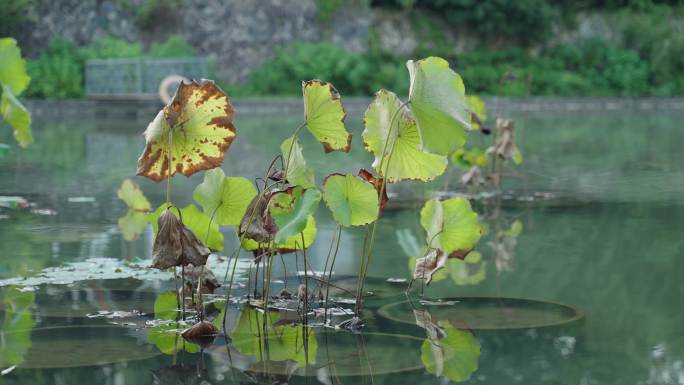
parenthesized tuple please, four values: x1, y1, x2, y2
(25, 38, 84, 99)
(0, 0, 34, 37)
(80, 36, 143, 60)
(149, 34, 195, 58)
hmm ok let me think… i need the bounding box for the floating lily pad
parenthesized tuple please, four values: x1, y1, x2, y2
(0, 325, 161, 368)
(378, 297, 583, 330)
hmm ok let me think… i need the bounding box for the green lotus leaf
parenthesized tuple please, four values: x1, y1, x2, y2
(0, 38, 30, 95)
(466, 95, 487, 130)
(281, 135, 315, 188)
(271, 187, 321, 244)
(302, 80, 351, 153)
(421, 198, 481, 256)
(362, 90, 446, 182)
(1, 85, 32, 147)
(118, 210, 149, 241)
(149, 204, 223, 251)
(117, 179, 151, 212)
(407, 57, 470, 155)
(241, 215, 317, 253)
(231, 307, 317, 366)
(137, 80, 236, 182)
(322, 173, 379, 227)
(193, 168, 256, 226)
(421, 322, 480, 382)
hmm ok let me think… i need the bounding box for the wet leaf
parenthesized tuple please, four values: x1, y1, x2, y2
(358, 168, 389, 212)
(281, 136, 315, 188)
(421, 198, 481, 256)
(362, 90, 446, 182)
(137, 80, 236, 181)
(231, 307, 318, 366)
(118, 210, 149, 241)
(0, 38, 30, 95)
(271, 187, 321, 244)
(192, 168, 256, 226)
(407, 57, 470, 155)
(322, 173, 379, 227)
(1, 86, 32, 147)
(420, 321, 480, 382)
(117, 179, 150, 212)
(302, 80, 351, 153)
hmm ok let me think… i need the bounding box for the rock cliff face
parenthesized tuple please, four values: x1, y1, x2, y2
(13, 0, 631, 84)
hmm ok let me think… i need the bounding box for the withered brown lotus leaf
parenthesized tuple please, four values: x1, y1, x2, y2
(413, 248, 473, 284)
(488, 118, 519, 161)
(239, 194, 277, 243)
(151, 209, 211, 270)
(461, 165, 485, 186)
(358, 168, 389, 212)
(180, 264, 221, 294)
(181, 320, 218, 349)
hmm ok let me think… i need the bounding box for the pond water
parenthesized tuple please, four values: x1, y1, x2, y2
(1, 103, 683, 384)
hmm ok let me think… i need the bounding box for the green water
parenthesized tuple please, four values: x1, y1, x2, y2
(0, 105, 683, 384)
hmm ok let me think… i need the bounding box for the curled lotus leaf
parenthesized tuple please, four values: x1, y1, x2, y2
(460, 165, 485, 187)
(413, 249, 446, 284)
(362, 89, 446, 183)
(420, 198, 481, 257)
(322, 173, 379, 227)
(302, 80, 351, 153)
(1, 86, 32, 147)
(192, 168, 256, 226)
(137, 80, 236, 181)
(407, 57, 470, 155)
(117, 179, 150, 212)
(238, 194, 277, 244)
(150, 208, 211, 270)
(281, 135, 315, 188)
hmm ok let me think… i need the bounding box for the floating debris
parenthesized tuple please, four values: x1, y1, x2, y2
(0, 196, 29, 209)
(67, 197, 96, 203)
(86, 310, 146, 319)
(386, 277, 407, 283)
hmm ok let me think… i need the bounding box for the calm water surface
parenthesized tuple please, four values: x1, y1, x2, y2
(0, 104, 683, 385)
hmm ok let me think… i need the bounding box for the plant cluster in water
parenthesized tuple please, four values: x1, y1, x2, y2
(115, 56, 526, 343)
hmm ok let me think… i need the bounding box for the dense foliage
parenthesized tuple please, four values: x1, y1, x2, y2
(24, 35, 195, 99)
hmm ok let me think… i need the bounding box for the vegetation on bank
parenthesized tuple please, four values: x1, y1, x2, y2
(5, 0, 684, 98)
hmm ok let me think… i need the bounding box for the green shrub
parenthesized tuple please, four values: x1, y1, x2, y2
(79, 36, 143, 60)
(149, 34, 195, 58)
(25, 38, 84, 99)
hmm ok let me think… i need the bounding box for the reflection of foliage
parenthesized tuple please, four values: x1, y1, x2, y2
(415, 310, 480, 382)
(0, 287, 36, 367)
(147, 292, 200, 355)
(231, 307, 318, 366)
(489, 220, 523, 273)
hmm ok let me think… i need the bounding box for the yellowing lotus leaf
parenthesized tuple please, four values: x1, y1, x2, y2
(137, 80, 236, 181)
(1, 85, 32, 147)
(302, 80, 351, 153)
(362, 89, 447, 182)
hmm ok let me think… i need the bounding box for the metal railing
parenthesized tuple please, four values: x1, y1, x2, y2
(85, 57, 209, 98)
